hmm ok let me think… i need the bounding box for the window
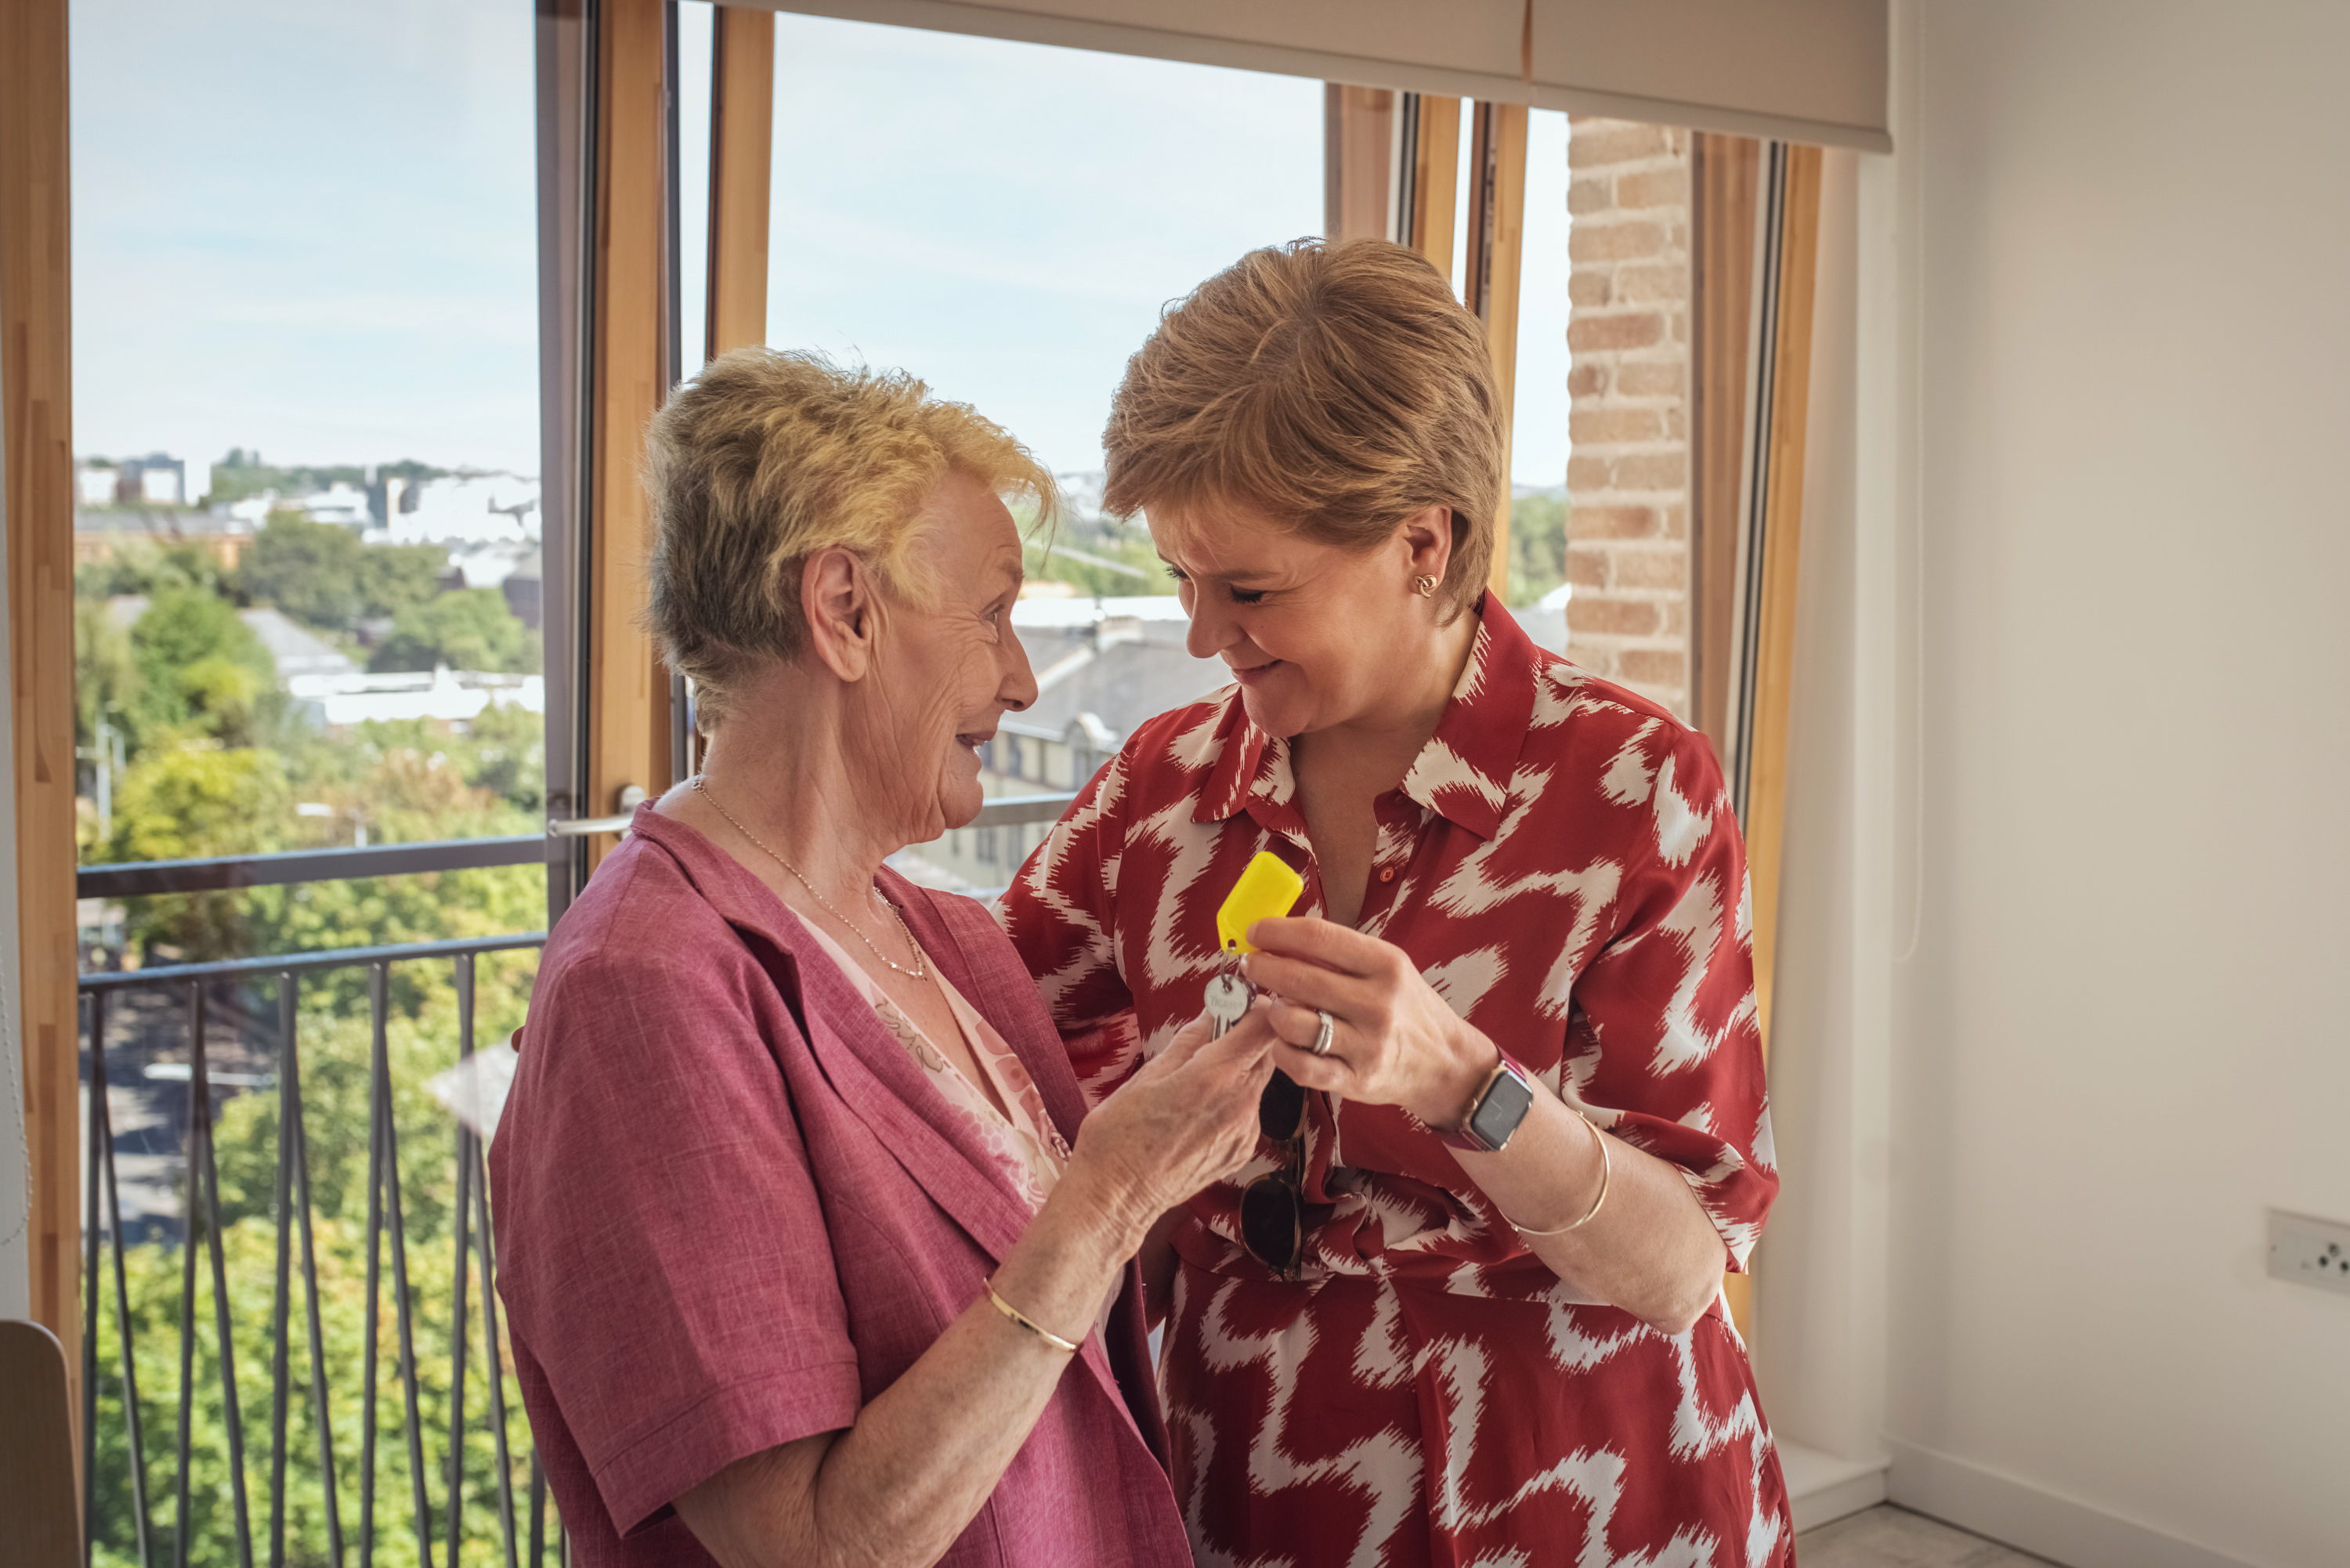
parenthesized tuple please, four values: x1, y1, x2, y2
(73, 0, 550, 965)
(70, 3, 545, 1559)
(756, 13, 1318, 894)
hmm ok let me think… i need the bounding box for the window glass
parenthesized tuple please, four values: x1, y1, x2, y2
(70, 4, 544, 1559)
(72, 0, 548, 966)
(1509, 107, 1574, 648)
(760, 15, 1322, 891)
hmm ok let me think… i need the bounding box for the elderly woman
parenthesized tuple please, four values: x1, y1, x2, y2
(490, 350, 1277, 1568)
(1002, 239, 1794, 1566)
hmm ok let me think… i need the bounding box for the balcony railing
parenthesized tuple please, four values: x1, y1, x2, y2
(81, 931, 550, 1568)
(74, 798, 1079, 1566)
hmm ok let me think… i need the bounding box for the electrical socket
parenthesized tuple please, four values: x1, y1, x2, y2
(2267, 1210, 2350, 1300)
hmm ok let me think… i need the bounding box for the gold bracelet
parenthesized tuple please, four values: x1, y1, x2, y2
(982, 1277, 1081, 1354)
(1502, 1112, 1612, 1237)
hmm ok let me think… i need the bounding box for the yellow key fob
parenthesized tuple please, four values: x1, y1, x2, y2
(1216, 851, 1305, 955)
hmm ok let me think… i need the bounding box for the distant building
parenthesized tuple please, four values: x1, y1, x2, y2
(285, 667, 544, 732)
(75, 510, 253, 573)
(500, 546, 542, 630)
(379, 473, 540, 547)
(237, 607, 357, 682)
(897, 587, 1573, 894)
(295, 482, 373, 526)
(912, 595, 1227, 891)
(442, 539, 537, 594)
(74, 451, 210, 509)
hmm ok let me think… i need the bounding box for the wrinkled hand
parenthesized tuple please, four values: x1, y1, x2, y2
(1067, 1007, 1279, 1245)
(1239, 916, 1498, 1129)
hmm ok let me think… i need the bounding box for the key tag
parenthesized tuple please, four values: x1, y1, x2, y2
(1216, 851, 1306, 959)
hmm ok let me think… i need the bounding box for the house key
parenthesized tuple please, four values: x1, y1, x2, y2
(1203, 970, 1252, 1039)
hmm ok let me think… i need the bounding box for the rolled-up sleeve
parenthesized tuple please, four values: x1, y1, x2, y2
(493, 912, 862, 1537)
(1565, 726, 1777, 1271)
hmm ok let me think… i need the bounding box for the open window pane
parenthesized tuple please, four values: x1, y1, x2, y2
(67, 5, 549, 1559)
(762, 13, 1321, 890)
(71, 0, 550, 970)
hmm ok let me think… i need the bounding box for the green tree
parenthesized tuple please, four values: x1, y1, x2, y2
(368, 591, 535, 675)
(1506, 491, 1569, 608)
(78, 538, 233, 601)
(89, 956, 545, 1568)
(449, 704, 546, 818)
(78, 595, 142, 751)
(238, 515, 448, 632)
(128, 591, 278, 743)
(356, 544, 453, 625)
(237, 513, 367, 630)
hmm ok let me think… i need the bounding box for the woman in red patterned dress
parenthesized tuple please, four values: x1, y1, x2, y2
(999, 240, 1793, 1567)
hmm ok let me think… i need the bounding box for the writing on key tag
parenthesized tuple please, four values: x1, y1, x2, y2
(1203, 972, 1251, 1039)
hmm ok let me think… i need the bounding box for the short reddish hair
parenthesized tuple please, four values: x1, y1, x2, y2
(1102, 239, 1502, 617)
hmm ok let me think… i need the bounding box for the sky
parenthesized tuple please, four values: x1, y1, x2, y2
(70, 0, 1571, 490)
(70, 0, 542, 477)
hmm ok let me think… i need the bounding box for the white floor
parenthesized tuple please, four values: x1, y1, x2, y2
(1799, 1505, 2055, 1567)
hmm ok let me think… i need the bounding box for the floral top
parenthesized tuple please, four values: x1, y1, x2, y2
(787, 911, 1072, 1216)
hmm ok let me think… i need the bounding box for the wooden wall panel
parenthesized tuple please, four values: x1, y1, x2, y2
(1690, 132, 1760, 758)
(2, 0, 84, 1436)
(707, 5, 775, 359)
(1711, 142, 1820, 1347)
(1401, 93, 1461, 280)
(588, 0, 676, 862)
(1744, 143, 1822, 1051)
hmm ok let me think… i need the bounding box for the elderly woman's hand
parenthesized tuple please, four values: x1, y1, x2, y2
(1238, 916, 1499, 1133)
(1063, 1007, 1282, 1245)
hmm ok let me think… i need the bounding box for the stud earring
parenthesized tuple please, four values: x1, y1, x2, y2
(1412, 574, 1439, 598)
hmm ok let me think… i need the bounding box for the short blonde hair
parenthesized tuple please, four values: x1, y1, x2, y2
(1102, 239, 1502, 617)
(643, 348, 1054, 728)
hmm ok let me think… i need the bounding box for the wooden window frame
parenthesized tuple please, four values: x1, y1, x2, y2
(551, 0, 774, 883)
(3, 0, 85, 1440)
(1327, 85, 1524, 605)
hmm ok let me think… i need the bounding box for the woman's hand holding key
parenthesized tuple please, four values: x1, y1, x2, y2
(1059, 979, 1280, 1248)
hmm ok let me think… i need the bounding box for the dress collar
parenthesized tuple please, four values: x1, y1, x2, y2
(1190, 596, 1540, 843)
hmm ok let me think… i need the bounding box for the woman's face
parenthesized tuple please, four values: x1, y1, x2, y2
(862, 470, 1036, 839)
(1155, 500, 1441, 740)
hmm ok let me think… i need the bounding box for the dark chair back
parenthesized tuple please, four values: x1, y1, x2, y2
(0, 1318, 81, 1567)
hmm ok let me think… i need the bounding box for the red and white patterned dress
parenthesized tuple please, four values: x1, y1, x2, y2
(1000, 599, 1792, 1568)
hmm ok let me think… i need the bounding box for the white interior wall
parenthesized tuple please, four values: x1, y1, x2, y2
(1860, 2, 2350, 1564)
(1752, 141, 1899, 1487)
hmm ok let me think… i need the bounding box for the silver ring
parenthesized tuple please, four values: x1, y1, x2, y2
(1311, 1010, 1336, 1057)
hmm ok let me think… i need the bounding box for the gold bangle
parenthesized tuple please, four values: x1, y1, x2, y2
(982, 1277, 1081, 1354)
(1502, 1112, 1612, 1237)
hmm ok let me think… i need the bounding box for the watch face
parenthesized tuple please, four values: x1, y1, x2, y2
(1470, 1065, 1536, 1153)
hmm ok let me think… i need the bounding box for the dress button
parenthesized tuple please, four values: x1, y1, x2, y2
(1378, 866, 1397, 883)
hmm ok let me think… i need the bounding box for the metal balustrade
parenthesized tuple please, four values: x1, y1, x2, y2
(72, 795, 1084, 1566)
(80, 934, 549, 1568)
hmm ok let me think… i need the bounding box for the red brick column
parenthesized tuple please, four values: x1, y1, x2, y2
(1564, 118, 1691, 718)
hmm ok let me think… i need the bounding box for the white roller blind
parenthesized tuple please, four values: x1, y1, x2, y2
(753, 0, 1889, 151)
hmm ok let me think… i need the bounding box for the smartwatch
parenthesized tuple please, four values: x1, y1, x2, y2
(1434, 1050, 1536, 1154)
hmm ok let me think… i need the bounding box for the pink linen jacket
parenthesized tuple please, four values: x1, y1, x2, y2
(490, 807, 1188, 1568)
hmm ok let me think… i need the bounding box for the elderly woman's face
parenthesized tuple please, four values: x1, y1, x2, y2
(1156, 502, 1430, 740)
(861, 470, 1036, 839)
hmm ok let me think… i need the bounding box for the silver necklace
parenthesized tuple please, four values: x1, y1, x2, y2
(692, 775, 929, 980)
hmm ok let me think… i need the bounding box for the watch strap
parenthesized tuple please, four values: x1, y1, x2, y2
(1433, 1050, 1535, 1153)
